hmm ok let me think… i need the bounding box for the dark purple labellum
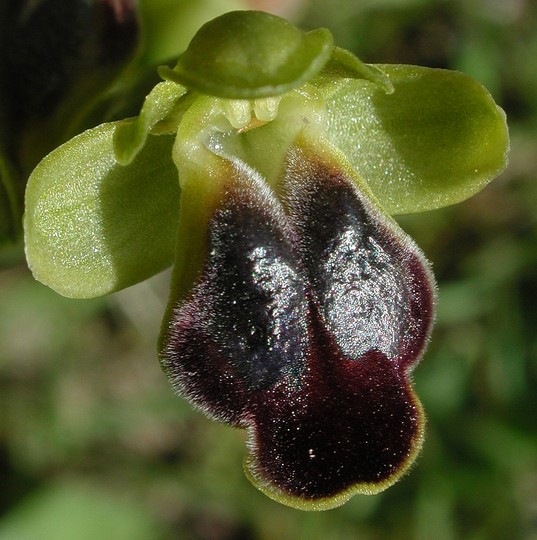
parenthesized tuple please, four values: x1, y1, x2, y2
(161, 149, 435, 509)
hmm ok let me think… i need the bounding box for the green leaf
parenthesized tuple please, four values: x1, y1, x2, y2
(0, 149, 22, 243)
(24, 122, 179, 298)
(0, 481, 160, 540)
(325, 64, 509, 214)
(160, 10, 334, 98)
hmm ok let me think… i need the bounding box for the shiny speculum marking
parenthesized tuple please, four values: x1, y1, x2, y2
(284, 150, 435, 368)
(162, 179, 309, 425)
(162, 150, 435, 507)
(203, 192, 309, 392)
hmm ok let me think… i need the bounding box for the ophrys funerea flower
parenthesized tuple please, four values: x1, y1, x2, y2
(23, 11, 509, 509)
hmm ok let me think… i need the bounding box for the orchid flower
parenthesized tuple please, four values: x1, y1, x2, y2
(23, 11, 509, 510)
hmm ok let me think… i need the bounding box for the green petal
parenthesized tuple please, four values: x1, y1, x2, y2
(113, 80, 188, 166)
(315, 47, 394, 95)
(160, 10, 334, 98)
(24, 123, 179, 298)
(325, 64, 509, 214)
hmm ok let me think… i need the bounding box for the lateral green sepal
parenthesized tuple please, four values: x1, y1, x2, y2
(324, 64, 509, 214)
(25, 122, 179, 298)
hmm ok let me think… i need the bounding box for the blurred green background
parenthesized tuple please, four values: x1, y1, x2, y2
(1, 0, 536, 538)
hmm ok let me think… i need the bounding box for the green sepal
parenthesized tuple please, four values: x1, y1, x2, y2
(24, 123, 179, 298)
(159, 11, 334, 98)
(113, 80, 188, 166)
(324, 64, 509, 214)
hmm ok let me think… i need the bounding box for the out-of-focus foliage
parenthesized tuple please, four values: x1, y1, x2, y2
(0, 0, 249, 246)
(0, 0, 142, 245)
(1, 0, 536, 538)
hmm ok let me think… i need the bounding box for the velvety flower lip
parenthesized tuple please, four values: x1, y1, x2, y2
(160, 140, 436, 510)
